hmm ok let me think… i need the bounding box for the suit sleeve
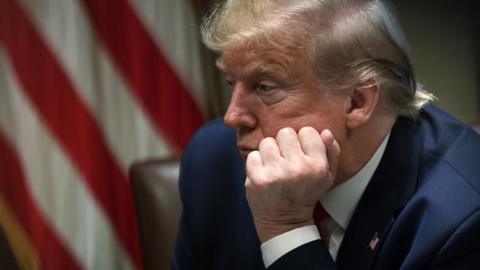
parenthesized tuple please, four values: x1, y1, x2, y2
(429, 208, 480, 270)
(171, 148, 207, 270)
(172, 119, 241, 269)
(430, 249, 480, 270)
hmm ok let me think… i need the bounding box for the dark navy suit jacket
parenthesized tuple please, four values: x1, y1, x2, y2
(172, 104, 480, 269)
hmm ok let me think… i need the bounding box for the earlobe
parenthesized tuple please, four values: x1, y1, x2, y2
(346, 85, 380, 129)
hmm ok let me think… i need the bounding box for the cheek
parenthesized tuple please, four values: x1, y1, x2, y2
(256, 113, 324, 138)
(254, 91, 347, 137)
(313, 111, 347, 143)
(256, 114, 284, 138)
(295, 115, 333, 135)
(268, 105, 346, 139)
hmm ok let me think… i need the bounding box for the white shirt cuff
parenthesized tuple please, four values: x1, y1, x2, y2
(260, 225, 320, 268)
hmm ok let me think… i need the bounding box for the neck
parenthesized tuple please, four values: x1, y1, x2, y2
(334, 112, 396, 186)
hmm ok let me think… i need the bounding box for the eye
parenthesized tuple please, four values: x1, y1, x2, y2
(254, 80, 287, 105)
(255, 81, 279, 94)
(224, 77, 235, 89)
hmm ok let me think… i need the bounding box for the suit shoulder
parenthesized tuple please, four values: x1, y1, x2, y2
(186, 118, 236, 151)
(419, 104, 480, 193)
(179, 118, 244, 193)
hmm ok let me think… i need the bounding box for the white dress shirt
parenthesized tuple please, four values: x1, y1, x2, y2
(261, 134, 390, 267)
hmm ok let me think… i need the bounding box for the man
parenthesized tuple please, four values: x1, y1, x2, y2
(173, 0, 480, 269)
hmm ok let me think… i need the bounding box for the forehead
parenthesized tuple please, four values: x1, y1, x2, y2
(219, 44, 311, 82)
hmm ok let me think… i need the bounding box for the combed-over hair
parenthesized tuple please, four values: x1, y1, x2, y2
(201, 0, 435, 117)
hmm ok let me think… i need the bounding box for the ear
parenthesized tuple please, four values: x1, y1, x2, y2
(345, 84, 380, 129)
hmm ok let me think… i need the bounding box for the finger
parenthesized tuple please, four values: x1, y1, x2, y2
(320, 129, 341, 174)
(298, 126, 326, 159)
(245, 176, 253, 189)
(276, 127, 302, 159)
(246, 150, 264, 183)
(258, 137, 281, 164)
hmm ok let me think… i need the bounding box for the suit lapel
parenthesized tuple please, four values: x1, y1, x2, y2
(335, 116, 423, 270)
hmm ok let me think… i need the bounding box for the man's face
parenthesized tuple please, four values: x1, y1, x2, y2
(222, 46, 349, 160)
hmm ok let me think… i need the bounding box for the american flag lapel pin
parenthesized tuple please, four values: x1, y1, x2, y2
(368, 232, 380, 251)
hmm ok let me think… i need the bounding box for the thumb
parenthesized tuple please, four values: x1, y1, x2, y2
(320, 129, 341, 178)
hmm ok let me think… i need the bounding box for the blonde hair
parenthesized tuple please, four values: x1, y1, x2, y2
(201, 0, 435, 117)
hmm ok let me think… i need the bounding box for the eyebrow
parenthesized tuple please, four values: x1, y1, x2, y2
(220, 58, 292, 83)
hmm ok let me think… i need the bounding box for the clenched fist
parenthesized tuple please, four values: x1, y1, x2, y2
(245, 127, 341, 243)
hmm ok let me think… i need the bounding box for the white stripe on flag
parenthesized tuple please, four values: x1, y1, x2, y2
(18, 0, 173, 172)
(129, 0, 209, 116)
(0, 47, 135, 270)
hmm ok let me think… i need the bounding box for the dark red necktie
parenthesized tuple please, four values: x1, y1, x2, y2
(313, 202, 330, 246)
(313, 201, 327, 226)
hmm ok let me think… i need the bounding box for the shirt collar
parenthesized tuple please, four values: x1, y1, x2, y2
(320, 133, 390, 229)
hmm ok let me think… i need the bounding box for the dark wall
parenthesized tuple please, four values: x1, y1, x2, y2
(392, 0, 479, 122)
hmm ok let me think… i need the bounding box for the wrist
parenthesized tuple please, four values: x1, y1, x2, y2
(254, 219, 315, 243)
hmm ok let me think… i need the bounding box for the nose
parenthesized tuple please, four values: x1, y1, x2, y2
(224, 84, 257, 130)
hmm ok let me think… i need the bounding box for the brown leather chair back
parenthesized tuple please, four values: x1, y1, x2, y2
(129, 158, 181, 270)
(0, 224, 20, 270)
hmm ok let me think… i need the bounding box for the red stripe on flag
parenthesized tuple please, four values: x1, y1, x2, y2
(0, 130, 82, 270)
(80, 0, 205, 152)
(0, 0, 143, 268)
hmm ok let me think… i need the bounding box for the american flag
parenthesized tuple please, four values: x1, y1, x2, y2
(368, 232, 380, 251)
(0, 0, 209, 269)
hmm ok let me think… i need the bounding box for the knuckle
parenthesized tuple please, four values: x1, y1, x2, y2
(287, 160, 308, 179)
(298, 126, 316, 137)
(257, 180, 271, 189)
(314, 162, 329, 176)
(277, 127, 295, 138)
(290, 159, 304, 171)
(249, 167, 280, 186)
(295, 159, 329, 177)
(254, 177, 276, 190)
(259, 137, 275, 149)
(265, 167, 282, 183)
(246, 150, 261, 164)
(291, 168, 307, 180)
(246, 167, 264, 182)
